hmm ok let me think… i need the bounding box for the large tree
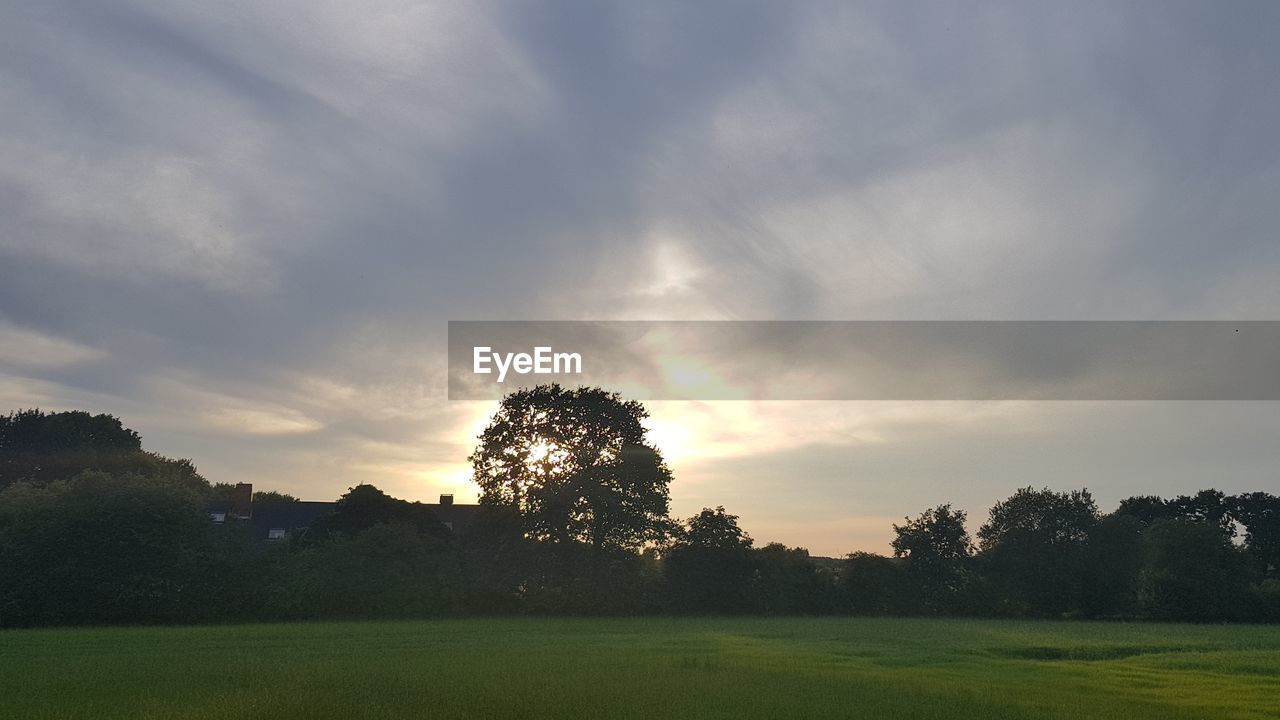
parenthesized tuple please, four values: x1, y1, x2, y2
(1137, 518, 1248, 621)
(892, 504, 973, 614)
(977, 487, 1099, 616)
(664, 506, 756, 613)
(1232, 492, 1280, 577)
(1081, 512, 1144, 617)
(469, 385, 673, 552)
(0, 409, 204, 490)
(1167, 489, 1235, 538)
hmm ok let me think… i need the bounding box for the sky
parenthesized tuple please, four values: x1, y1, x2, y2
(2, 1, 1280, 555)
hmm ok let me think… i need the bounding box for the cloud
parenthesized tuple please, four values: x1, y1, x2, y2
(2, 1, 1280, 550)
(0, 323, 107, 369)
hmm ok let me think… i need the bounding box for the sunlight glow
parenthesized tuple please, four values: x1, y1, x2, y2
(527, 440, 553, 463)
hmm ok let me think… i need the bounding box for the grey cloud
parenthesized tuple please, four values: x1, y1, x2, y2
(2, 1, 1279, 532)
(449, 321, 1280, 400)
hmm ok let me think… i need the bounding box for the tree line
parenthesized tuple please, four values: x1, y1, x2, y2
(1, 395, 1278, 627)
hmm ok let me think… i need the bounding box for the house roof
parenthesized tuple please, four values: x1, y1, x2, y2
(249, 501, 337, 540)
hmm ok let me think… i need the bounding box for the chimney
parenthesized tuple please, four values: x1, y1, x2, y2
(231, 483, 253, 518)
(439, 493, 454, 506)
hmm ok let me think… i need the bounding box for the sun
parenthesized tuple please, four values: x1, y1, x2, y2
(527, 440, 553, 463)
(523, 439, 571, 475)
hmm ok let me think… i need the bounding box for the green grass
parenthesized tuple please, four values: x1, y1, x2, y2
(3, 617, 1279, 719)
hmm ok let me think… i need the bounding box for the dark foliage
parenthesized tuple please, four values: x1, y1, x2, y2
(892, 504, 973, 614)
(664, 507, 756, 613)
(1137, 519, 1248, 621)
(752, 543, 831, 614)
(2, 401, 1279, 626)
(1080, 513, 1144, 618)
(1231, 492, 1280, 577)
(306, 484, 452, 542)
(0, 471, 215, 626)
(841, 552, 914, 615)
(1, 409, 204, 491)
(469, 385, 672, 552)
(977, 488, 1098, 617)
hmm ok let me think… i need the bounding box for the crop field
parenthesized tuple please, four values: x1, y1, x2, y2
(2, 617, 1278, 719)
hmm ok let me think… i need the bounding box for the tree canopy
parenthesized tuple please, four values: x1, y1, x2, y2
(307, 484, 451, 541)
(0, 409, 203, 490)
(469, 385, 673, 551)
(891, 504, 973, 614)
(665, 507, 756, 613)
(2, 403, 1279, 626)
(977, 487, 1099, 616)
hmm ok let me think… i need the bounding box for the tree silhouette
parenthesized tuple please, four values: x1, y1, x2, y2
(307, 484, 451, 541)
(0, 409, 203, 490)
(892, 504, 973, 614)
(665, 507, 755, 613)
(841, 552, 913, 615)
(978, 487, 1098, 616)
(1230, 492, 1280, 577)
(469, 385, 673, 553)
(1138, 518, 1248, 621)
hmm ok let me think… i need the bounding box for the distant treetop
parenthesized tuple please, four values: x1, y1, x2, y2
(0, 409, 142, 453)
(0, 408, 202, 489)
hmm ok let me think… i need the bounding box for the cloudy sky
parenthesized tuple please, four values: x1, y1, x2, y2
(3, 1, 1279, 555)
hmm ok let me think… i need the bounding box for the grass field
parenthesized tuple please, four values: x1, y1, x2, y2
(3, 617, 1279, 719)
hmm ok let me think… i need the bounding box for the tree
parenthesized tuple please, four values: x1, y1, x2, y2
(307, 484, 451, 541)
(841, 552, 913, 615)
(1119, 490, 1237, 538)
(977, 487, 1098, 617)
(682, 506, 755, 551)
(753, 543, 827, 614)
(469, 385, 672, 552)
(278, 522, 461, 619)
(892, 504, 973, 614)
(0, 471, 215, 626)
(1168, 489, 1235, 539)
(0, 409, 140, 455)
(456, 504, 531, 614)
(1116, 495, 1170, 526)
(252, 490, 298, 503)
(664, 507, 755, 613)
(1137, 519, 1248, 621)
(0, 409, 205, 491)
(1081, 513, 1144, 617)
(1230, 492, 1280, 577)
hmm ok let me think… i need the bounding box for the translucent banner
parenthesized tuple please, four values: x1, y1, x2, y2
(447, 321, 1280, 401)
